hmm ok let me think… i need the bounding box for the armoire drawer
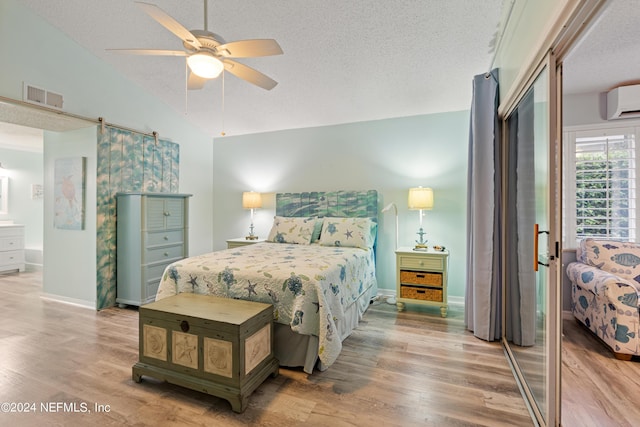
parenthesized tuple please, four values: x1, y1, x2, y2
(145, 262, 173, 283)
(145, 244, 185, 264)
(145, 230, 184, 247)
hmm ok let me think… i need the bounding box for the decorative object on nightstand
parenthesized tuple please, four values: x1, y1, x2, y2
(381, 202, 398, 305)
(242, 191, 262, 240)
(395, 246, 449, 317)
(408, 186, 433, 250)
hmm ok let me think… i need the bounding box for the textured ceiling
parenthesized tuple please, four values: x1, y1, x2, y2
(4, 0, 636, 146)
(563, 0, 640, 95)
(17, 0, 507, 138)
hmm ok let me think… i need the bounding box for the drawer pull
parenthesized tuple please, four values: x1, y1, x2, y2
(164, 252, 169, 257)
(416, 274, 425, 278)
(164, 236, 169, 240)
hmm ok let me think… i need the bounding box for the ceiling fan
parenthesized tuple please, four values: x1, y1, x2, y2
(107, 1, 283, 90)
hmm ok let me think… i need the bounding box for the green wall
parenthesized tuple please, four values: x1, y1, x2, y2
(212, 111, 470, 302)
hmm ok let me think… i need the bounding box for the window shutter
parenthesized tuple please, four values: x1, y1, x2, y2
(572, 129, 636, 241)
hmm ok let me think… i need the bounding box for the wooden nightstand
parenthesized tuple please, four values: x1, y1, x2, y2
(226, 237, 266, 249)
(395, 247, 449, 317)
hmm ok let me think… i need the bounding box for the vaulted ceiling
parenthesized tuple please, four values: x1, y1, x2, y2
(3, 0, 638, 146)
(17, 0, 508, 137)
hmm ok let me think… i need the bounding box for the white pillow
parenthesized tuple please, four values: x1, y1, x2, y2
(267, 216, 317, 245)
(318, 217, 376, 249)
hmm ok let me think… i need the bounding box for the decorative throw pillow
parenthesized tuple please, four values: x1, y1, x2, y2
(318, 217, 376, 249)
(580, 238, 640, 283)
(267, 216, 317, 245)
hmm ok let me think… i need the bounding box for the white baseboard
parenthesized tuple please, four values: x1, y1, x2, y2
(25, 263, 43, 272)
(40, 293, 95, 310)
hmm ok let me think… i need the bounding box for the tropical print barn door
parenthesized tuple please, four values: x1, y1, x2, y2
(96, 126, 180, 309)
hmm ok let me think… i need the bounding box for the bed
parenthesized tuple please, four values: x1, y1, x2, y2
(155, 190, 379, 373)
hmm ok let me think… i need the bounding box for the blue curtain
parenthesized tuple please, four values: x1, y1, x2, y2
(464, 69, 501, 341)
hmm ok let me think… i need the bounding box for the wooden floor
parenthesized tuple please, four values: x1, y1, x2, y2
(7, 272, 637, 426)
(561, 311, 640, 427)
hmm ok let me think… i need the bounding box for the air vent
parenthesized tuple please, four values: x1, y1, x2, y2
(46, 91, 64, 109)
(23, 83, 64, 110)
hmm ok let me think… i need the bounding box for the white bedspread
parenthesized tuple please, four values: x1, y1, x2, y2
(156, 242, 377, 369)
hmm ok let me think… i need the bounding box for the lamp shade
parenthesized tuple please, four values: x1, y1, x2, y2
(408, 187, 433, 210)
(242, 191, 262, 209)
(187, 52, 224, 78)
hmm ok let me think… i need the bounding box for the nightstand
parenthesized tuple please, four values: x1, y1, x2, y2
(226, 237, 266, 249)
(395, 247, 449, 317)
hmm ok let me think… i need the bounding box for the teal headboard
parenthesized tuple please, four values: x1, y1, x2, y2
(275, 190, 378, 221)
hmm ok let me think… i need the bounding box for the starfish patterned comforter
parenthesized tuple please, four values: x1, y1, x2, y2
(155, 242, 377, 369)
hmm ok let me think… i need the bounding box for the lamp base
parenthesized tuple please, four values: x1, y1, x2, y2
(245, 235, 259, 240)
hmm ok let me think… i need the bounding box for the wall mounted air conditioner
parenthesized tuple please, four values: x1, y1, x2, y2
(607, 84, 640, 120)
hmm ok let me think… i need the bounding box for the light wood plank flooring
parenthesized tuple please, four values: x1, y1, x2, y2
(18, 272, 640, 425)
(561, 311, 640, 427)
(0, 271, 530, 426)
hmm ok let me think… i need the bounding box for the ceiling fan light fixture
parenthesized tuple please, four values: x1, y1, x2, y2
(187, 52, 223, 78)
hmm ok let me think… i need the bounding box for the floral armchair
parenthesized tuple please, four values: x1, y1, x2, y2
(566, 238, 640, 360)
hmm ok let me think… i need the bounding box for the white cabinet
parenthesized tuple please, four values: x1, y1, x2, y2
(116, 193, 191, 307)
(0, 225, 25, 274)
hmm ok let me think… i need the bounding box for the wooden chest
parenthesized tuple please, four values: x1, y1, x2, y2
(132, 293, 279, 413)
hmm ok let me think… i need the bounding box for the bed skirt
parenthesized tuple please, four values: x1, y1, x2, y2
(273, 280, 376, 374)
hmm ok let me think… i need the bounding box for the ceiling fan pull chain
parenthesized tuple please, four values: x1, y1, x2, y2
(185, 60, 189, 115)
(221, 70, 226, 136)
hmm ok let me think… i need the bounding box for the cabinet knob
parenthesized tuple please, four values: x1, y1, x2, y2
(164, 236, 169, 241)
(419, 260, 424, 266)
(164, 252, 169, 257)
(164, 211, 171, 217)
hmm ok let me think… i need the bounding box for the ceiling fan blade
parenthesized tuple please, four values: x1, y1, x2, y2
(106, 49, 187, 56)
(223, 59, 278, 90)
(135, 1, 201, 50)
(216, 39, 283, 58)
(187, 72, 208, 90)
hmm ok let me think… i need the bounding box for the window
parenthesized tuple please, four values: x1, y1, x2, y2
(564, 127, 638, 245)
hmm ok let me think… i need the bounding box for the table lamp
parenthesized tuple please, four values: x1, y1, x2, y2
(242, 191, 262, 240)
(408, 187, 433, 250)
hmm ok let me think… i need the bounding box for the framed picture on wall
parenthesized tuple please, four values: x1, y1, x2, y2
(54, 157, 86, 230)
(0, 176, 7, 214)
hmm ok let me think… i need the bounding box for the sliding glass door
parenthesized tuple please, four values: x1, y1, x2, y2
(503, 53, 561, 426)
